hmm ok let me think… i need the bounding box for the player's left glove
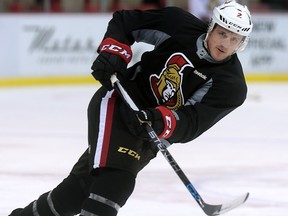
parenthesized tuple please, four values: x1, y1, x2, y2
(91, 38, 132, 90)
(121, 105, 177, 140)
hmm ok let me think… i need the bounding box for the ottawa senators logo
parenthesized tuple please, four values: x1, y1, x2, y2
(150, 53, 193, 110)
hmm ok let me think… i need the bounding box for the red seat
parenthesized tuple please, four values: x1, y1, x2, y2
(83, 0, 100, 12)
(50, 0, 63, 12)
(9, 1, 25, 12)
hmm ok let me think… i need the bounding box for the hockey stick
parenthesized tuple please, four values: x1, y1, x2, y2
(111, 75, 249, 216)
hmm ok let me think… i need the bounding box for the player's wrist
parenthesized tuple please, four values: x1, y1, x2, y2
(155, 106, 177, 139)
(137, 106, 177, 139)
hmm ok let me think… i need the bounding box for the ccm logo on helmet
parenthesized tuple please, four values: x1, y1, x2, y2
(228, 21, 250, 32)
(220, 15, 251, 32)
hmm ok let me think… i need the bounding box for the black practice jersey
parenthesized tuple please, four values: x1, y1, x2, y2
(100, 7, 247, 143)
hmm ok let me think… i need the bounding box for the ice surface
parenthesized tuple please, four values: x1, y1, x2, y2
(0, 83, 288, 216)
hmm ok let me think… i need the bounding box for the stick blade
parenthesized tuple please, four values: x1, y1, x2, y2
(202, 193, 249, 216)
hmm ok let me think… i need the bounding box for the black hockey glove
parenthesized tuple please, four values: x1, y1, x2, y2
(91, 52, 126, 90)
(91, 38, 132, 90)
(121, 105, 177, 140)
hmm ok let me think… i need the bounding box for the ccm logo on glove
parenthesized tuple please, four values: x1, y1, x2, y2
(99, 38, 132, 64)
(156, 106, 176, 139)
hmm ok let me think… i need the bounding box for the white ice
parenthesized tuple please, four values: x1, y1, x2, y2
(0, 83, 288, 216)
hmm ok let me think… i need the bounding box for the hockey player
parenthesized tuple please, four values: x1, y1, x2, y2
(10, 1, 253, 215)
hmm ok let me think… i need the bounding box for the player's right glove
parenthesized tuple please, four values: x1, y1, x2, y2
(91, 38, 132, 90)
(121, 104, 177, 140)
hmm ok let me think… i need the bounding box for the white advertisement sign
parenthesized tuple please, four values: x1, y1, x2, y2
(238, 14, 288, 73)
(0, 14, 112, 77)
(0, 13, 287, 78)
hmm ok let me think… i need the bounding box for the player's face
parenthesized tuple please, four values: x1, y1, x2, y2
(206, 25, 244, 61)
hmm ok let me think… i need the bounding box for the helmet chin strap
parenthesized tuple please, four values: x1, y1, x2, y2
(233, 44, 241, 54)
(203, 33, 209, 50)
